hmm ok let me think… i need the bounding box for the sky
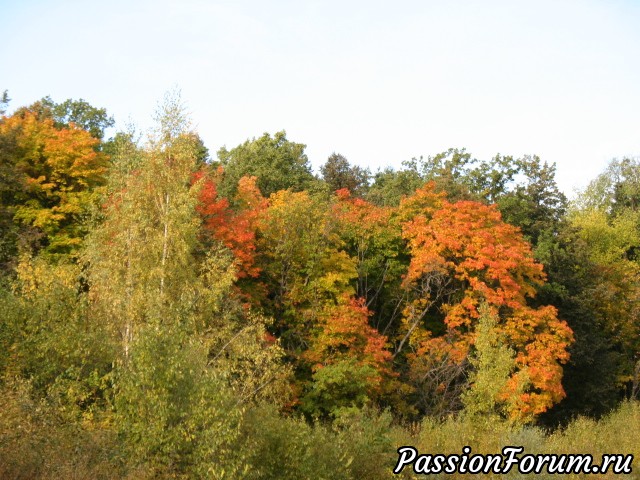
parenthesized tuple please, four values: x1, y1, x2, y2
(2, 0, 639, 196)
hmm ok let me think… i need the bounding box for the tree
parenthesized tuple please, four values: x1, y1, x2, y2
(414, 148, 478, 200)
(320, 153, 369, 195)
(85, 91, 288, 474)
(255, 189, 357, 329)
(496, 156, 567, 246)
(462, 304, 518, 420)
(196, 170, 266, 280)
(577, 157, 640, 215)
(13, 96, 114, 140)
(0, 108, 108, 258)
(566, 205, 640, 401)
(399, 183, 573, 421)
(84, 92, 203, 357)
(115, 322, 246, 478)
(217, 131, 316, 199)
(331, 189, 407, 334)
(2, 255, 116, 416)
(0, 90, 9, 115)
(366, 166, 423, 206)
(535, 225, 631, 423)
(301, 295, 393, 418)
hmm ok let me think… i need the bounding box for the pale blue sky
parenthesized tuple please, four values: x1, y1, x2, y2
(2, 0, 639, 195)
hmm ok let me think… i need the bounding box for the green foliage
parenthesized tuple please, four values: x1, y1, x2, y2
(0, 90, 9, 115)
(301, 358, 377, 419)
(332, 408, 400, 480)
(217, 130, 316, 199)
(462, 305, 519, 421)
(535, 226, 626, 423)
(241, 404, 352, 480)
(3, 256, 115, 416)
(367, 166, 423, 206)
(115, 325, 245, 478)
(569, 207, 640, 265)
(577, 156, 640, 214)
(14, 96, 114, 140)
(84, 91, 204, 356)
(496, 155, 567, 246)
(320, 152, 369, 196)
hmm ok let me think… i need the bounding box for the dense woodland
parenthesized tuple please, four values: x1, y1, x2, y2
(0, 90, 639, 478)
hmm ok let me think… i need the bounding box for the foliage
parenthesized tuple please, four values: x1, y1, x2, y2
(0, 379, 123, 480)
(217, 130, 316, 199)
(115, 324, 245, 478)
(320, 152, 369, 196)
(462, 304, 517, 420)
(3, 255, 115, 416)
(400, 184, 573, 421)
(196, 170, 266, 279)
(0, 109, 108, 258)
(366, 166, 423, 206)
(5, 92, 640, 476)
(13, 96, 115, 140)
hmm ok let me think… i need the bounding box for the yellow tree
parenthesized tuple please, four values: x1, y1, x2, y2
(0, 110, 107, 258)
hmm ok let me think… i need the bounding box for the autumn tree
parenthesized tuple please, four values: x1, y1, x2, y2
(83, 92, 288, 474)
(301, 295, 393, 418)
(0, 108, 108, 259)
(254, 189, 397, 411)
(398, 183, 573, 421)
(255, 190, 356, 336)
(331, 189, 408, 336)
(196, 170, 266, 280)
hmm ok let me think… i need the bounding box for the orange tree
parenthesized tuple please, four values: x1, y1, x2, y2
(0, 109, 107, 258)
(398, 183, 573, 421)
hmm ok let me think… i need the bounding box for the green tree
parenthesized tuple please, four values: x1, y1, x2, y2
(497, 156, 567, 246)
(14, 96, 114, 140)
(0, 90, 9, 115)
(217, 130, 316, 199)
(84, 94, 202, 357)
(366, 166, 423, 206)
(1, 255, 116, 420)
(536, 225, 628, 423)
(320, 152, 369, 196)
(577, 157, 640, 215)
(84, 92, 288, 474)
(462, 304, 518, 420)
(115, 323, 246, 478)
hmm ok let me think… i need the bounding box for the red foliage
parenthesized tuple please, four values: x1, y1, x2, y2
(195, 170, 266, 279)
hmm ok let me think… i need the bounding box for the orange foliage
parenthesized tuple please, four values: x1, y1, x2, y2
(401, 183, 573, 419)
(304, 295, 394, 391)
(0, 110, 107, 253)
